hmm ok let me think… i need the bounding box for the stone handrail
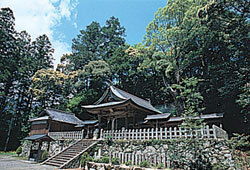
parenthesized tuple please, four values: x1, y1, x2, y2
(48, 130, 84, 140)
(100, 125, 228, 140)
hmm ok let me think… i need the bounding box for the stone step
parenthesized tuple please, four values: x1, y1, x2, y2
(47, 159, 67, 164)
(43, 140, 97, 168)
(70, 145, 88, 148)
(44, 161, 61, 167)
(54, 157, 71, 162)
(66, 150, 82, 153)
(56, 155, 74, 159)
(60, 153, 78, 157)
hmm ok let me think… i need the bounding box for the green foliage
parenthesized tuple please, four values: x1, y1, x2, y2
(81, 152, 93, 166)
(228, 133, 250, 169)
(15, 146, 22, 156)
(0, 7, 53, 151)
(94, 156, 110, 164)
(41, 151, 48, 161)
(125, 160, 132, 166)
(145, 139, 162, 146)
(179, 77, 205, 131)
(139, 160, 150, 168)
(65, 16, 125, 71)
(30, 69, 74, 109)
(105, 136, 113, 146)
(111, 157, 120, 165)
(156, 163, 164, 169)
(230, 133, 250, 151)
(101, 156, 110, 163)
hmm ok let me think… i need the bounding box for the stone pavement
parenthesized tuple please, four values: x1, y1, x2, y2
(0, 155, 56, 170)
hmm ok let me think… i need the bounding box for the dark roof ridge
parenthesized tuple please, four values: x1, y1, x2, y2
(45, 108, 75, 115)
(112, 85, 150, 103)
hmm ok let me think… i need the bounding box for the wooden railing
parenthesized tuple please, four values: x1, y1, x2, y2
(100, 125, 228, 140)
(48, 130, 84, 140)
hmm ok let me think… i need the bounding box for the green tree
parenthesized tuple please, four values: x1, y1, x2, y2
(0, 7, 54, 151)
(197, 0, 250, 132)
(30, 69, 77, 110)
(64, 17, 125, 71)
(143, 0, 208, 115)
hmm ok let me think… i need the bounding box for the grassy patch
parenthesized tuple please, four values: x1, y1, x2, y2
(0, 151, 16, 156)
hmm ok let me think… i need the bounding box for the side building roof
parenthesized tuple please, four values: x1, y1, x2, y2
(30, 108, 84, 125)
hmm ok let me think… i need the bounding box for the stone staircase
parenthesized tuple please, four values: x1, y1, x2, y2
(42, 139, 98, 169)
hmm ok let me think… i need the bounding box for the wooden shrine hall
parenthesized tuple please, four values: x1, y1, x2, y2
(82, 85, 224, 131)
(82, 85, 163, 131)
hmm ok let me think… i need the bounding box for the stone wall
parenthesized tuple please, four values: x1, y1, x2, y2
(21, 139, 77, 159)
(97, 139, 235, 169)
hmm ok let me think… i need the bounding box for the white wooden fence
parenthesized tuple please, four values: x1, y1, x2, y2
(100, 125, 228, 140)
(48, 130, 84, 140)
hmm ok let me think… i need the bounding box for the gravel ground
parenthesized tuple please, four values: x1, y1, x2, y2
(0, 155, 56, 170)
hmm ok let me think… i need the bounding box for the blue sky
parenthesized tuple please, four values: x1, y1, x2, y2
(0, 0, 167, 67)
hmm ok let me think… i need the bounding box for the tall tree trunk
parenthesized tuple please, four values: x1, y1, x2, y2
(4, 108, 15, 151)
(162, 74, 184, 115)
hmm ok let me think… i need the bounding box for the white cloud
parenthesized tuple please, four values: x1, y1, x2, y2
(0, 0, 78, 68)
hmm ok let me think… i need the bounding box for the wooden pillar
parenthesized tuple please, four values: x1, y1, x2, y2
(125, 114, 128, 129)
(111, 118, 115, 131)
(133, 113, 135, 128)
(47, 141, 50, 152)
(98, 114, 101, 130)
(156, 120, 159, 129)
(115, 118, 118, 130)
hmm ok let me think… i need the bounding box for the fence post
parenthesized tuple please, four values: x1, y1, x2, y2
(212, 125, 217, 139)
(135, 129, 138, 140)
(206, 125, 210, 138)
(139, 129, 142, 140)
(184, 128, 187, 139)
(160, 128, 163, 140)
(156, 128, 158, 139)
(174, 127, 177, 139)
(81, 129, 84, 139)
(169, 127, 172, 139)
(200, 127, 204, 139)
(131, 153, 135, 165)
(128, 129, 131, 140)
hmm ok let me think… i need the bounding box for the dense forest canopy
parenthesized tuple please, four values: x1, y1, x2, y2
(0, 0, 249, 151)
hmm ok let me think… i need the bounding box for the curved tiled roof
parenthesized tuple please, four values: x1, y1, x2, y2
(110, 86, 162, 114)
(84, 85, 162, 114)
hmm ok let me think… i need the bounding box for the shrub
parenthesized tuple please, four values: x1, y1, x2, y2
(139, 160, 150, 168)
(111, 157, 120, 165)
(156, 163, 164, 169)
(16, 146, 22, 156)
(86, 156, 93, 162)
(81, 153, 93, 166)
(94, 158, 102, 163)
(94, 156, 110, 163)
(105, 136, 113, 145)
(125, 160, 132, 166)
(41, 151, 48, 161)
(101, 156, 110, 163)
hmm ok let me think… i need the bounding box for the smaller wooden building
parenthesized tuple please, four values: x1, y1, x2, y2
(25, 108, 86, 161)
(29, 108, 84, 136)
